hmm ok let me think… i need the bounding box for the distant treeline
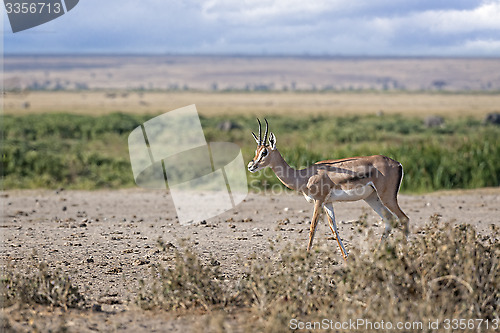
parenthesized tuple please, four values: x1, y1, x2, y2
(5, 56, 500, 92)
(2, 113, 499, 192)
(8, 81, 500, 93)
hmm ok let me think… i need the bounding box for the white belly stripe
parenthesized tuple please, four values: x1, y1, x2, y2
(328, 182, 374, 202)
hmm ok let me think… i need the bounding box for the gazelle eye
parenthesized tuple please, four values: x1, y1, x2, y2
(261, 149, 268, 157)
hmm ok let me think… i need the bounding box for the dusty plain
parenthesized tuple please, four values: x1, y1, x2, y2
(1, 188, 500, 331)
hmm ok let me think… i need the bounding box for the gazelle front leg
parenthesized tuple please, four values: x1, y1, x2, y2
(323, 203, 348, 260)
(307, 200, 323, 252)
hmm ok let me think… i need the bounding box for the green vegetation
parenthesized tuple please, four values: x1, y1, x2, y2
(138, 221, 499, 332)
(2, 112, 499, 192)
(2, 113, 148, 189)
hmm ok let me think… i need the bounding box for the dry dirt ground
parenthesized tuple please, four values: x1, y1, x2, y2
(1, 188, 499, 332)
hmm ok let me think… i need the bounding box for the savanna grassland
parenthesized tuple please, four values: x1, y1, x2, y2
(2, 99, 500, 192)
(5, 90, 500, 116)
(2, 55, 500, 332)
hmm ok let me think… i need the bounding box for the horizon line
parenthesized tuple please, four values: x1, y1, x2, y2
(3, 53, 500, 60)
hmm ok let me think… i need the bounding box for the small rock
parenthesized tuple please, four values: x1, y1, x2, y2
(134, 259, 150, 266)
(217, 120, 240, 131)
(106, 267, 123, 274)
(424, 115, 444, 128)
(92, 304, 102, 312)
(278, 218, 290, 225)
(484, 112, 500, 125)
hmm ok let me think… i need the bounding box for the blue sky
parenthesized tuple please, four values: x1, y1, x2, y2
(3, 0, 500, 56)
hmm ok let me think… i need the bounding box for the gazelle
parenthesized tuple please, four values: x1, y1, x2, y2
(248, 119, 409, 260)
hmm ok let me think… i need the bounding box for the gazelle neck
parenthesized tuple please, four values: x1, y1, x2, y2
(269, 149, 309, 191)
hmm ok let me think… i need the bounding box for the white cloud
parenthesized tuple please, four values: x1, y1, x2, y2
(3, 0, 500, 55)
(201, 0, 344, 23)
(371, 1, 500, 35)
(463, 38, 500, 53)
(429, 1, 500, 33)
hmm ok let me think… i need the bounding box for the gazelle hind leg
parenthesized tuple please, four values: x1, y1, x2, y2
(379, 165, 410, 236)
(364, 191, 396, 241)
(323, 203, 348, 260)
(381, 198, 410, 237)
(307, 200, 323, 252)
(376, 179, 410, 237)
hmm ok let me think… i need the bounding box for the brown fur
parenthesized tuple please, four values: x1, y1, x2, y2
(248, 128, 409, 260)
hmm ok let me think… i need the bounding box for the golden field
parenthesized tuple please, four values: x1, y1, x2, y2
(4, 90, 500, 118)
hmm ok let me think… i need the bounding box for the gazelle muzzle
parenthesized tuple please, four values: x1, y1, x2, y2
(248, 161, 258, 172)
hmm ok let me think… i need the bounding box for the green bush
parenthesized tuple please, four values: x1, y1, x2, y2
(2, 113, 499, 192)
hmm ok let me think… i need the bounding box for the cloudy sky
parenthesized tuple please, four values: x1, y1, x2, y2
(3, 0, 500, 56)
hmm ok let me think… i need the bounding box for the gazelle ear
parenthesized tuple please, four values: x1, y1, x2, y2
(251, 132, 259, 144)
(269, 132, 277, 150)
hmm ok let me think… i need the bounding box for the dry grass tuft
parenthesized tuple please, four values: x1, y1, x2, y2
(1, 260, 85, 309)
(138, 218, 499, 332)
(137, 247, 228, 312)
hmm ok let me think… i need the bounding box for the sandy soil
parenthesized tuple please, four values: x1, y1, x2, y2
(1, 188, 499, 331)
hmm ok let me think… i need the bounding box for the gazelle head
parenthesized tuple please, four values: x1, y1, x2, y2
(247, 118, 277, 173)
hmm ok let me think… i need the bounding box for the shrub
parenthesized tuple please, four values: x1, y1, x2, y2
(137, 247, 227, 311)
(1, 261, 85, 309)
(3, 113, 499, 192)
(138, 220, 499, 332)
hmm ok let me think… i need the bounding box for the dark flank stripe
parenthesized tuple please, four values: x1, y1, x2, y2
(337, 172, 370, 184)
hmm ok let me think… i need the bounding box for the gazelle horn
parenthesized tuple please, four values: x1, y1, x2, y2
(252, 132, 259, 143)
(257, 118, 262, 145)
(264, 118, 269, 145)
